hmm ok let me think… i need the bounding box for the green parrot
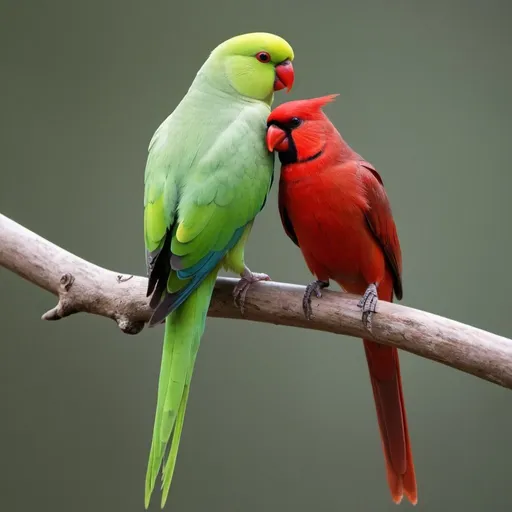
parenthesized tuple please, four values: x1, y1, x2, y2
(143, 32, 295, 508)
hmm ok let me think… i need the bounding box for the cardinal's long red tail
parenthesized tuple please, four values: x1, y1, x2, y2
(363, 340, 417, 504)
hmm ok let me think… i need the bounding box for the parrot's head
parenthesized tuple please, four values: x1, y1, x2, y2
(266, 95, 339, 163)
(208, 32, 294, 103)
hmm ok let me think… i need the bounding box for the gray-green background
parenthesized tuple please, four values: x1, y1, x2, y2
(2, 1, 511, 511)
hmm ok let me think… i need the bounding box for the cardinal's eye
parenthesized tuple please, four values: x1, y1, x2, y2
(289, 117, 302, 128)
(256, 51, 271, 63)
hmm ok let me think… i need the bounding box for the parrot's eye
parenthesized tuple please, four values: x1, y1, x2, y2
(289, 117, 302, 128)
(256, 51, 271, 63)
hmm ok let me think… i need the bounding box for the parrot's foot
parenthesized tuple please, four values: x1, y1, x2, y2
(233, 267, 271, 314)
(303, 280, 329, 320)
(358, 283, 378, 330)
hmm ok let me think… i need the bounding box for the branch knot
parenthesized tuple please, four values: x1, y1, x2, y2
(41, 272, 77, 321)
(60, 272, 75, 291)
(115, 315, 145, 335)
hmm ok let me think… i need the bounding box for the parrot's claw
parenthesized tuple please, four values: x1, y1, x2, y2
(303, 280, 329, 320)
(233, 268, 271, 315)
(358, 283, 378, 330)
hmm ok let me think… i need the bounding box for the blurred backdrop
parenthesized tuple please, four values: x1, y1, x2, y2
(1, 1, 512, 511)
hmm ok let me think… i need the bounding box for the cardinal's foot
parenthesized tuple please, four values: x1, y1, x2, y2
(233, 267, 271, 314)
(358, 283, 378, 330)
(303, 280, 329, 320)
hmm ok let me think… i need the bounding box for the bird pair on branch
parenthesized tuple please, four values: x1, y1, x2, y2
(2, 31, 512, 509)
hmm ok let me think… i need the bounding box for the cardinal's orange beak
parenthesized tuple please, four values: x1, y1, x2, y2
(266, 125, 289, 152)
(274, 59, 294, 92)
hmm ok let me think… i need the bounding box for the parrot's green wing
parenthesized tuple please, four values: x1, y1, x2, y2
(144, 102, 274, 325)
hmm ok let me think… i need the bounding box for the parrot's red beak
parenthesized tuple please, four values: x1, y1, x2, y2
(274, 60, 294, 93)
(266, 125, 289, 152)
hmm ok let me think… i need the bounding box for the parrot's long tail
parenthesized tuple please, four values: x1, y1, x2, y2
(363, 338, 417, 505)
(144, 271, 218, 509)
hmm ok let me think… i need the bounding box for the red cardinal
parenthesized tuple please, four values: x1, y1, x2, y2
(266, 95, 417, 504)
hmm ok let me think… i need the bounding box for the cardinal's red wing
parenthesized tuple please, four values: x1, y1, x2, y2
(359, 161, 403, 300)
(278, 177, 300, 248)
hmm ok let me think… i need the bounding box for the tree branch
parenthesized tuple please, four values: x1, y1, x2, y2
(1, 213, 512, 389)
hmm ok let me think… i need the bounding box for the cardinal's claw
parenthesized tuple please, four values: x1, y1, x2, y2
(303, 280, 329, 320)
(358, 283, 378, 330)
(233, 267, 271, 314)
